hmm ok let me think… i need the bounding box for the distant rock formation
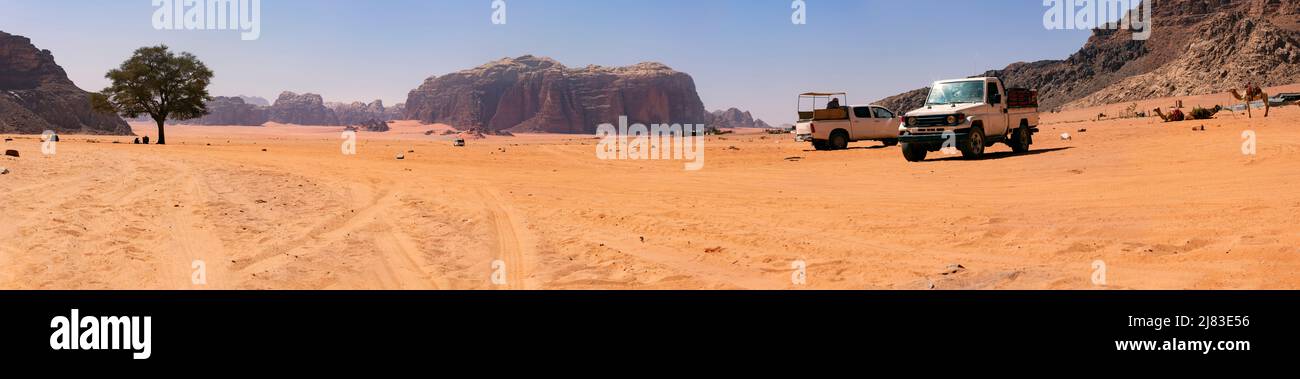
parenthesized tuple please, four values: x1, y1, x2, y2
(270, 91, 339, 125)
(236, 95, 270, 107)
(0, 31, 131, 135)
(331, 100, 403, 126)
(707, 108, 772, 129)
(188, 96, 269, 126)
(404, 55, 707, 134)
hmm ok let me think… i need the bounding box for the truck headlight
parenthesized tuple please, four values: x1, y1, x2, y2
(906, 117, 917, 126)
(946, 115, 957, 125)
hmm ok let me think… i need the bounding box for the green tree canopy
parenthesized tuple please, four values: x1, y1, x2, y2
(99, 45, 213, 145)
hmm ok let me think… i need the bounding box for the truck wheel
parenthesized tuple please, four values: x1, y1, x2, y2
(901, 143, 927, 162)
(1009, 126, 1031, 153)
(829, 131, 849, 150)
(812, 140, 831, 151)
(881, 139, 899, 147)
(959, 127, 985, 160)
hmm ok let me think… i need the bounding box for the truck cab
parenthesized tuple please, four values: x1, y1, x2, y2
(897, 77, 1039, 161)
(794, 92, 900, 150)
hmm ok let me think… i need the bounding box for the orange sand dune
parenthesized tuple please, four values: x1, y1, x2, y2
(2, 99, 1298, 289)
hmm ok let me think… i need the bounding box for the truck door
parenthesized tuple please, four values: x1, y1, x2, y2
(851, 106, 875, 140)
(986, 81, 1010, 136)
(870, 107, 896, 139)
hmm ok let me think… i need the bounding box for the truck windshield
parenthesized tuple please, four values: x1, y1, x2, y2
(926, 81, 985, 105)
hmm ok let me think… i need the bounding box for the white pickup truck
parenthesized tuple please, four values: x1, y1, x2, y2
(794, 92, 901, 150)
(897, 77, 1039, 161)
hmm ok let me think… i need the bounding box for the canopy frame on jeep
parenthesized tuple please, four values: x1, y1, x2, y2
(798, 92, 849, 121)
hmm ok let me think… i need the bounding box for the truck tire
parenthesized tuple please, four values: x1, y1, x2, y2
(959, 127, 985, 160)
(1009, 125, 1031, 153)
(881, 138, 899, 147)
(812, 140, 831, 151)
(901, 143, 928, 162)
(829, 131, 849, 150)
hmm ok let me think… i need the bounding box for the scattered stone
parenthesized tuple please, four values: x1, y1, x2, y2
(704, 246, 725, 254)
(261, 148, 267, 152)
(3, 149, 17, 158)
(1192, 125, 1206, 131)
(0, 167, 8, 175)
(785, 156, 804, 161)
(940, 264, 966, 276)
(727, 146, 740, 151)
(1077, 128, 1087, 133)
(1060, 133, 1072, 141)
(3, 138, 11, 142)
(395, 153, 405, 160)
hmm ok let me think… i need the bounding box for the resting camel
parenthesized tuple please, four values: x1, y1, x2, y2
(1152, 108, 1184, 122)
(1229, 83, 1269, 118)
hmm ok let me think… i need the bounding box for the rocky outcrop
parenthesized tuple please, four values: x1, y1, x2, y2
(404, 55, 707, 134)
(706, 108, 772, 129)
(188, 96, 269, 126)
(876, 0, 1300, 111)
(270, 91, 339, 125)
(0, 31, 131, 135)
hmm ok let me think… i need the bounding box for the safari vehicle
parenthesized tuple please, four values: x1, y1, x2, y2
(794, 92, 901, 150)
(897, 77, 1039, 162)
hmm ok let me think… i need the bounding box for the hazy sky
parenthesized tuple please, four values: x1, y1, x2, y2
(1, 0, 1098, 124)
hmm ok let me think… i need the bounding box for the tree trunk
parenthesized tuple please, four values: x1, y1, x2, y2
(155, 117, 167, 145)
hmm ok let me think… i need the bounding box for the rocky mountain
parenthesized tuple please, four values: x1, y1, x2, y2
(270, 91, 339, 126)
(404, 55, 707, 134)
(187, 96, 269, 126)
(707, 108, 772, 129)
(876, 0, 1300, 112)
(0, 31, 131, 135)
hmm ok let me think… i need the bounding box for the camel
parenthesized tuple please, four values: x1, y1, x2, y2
(1152, 108, 1184, 122)
(1229, 83, 1269, 118)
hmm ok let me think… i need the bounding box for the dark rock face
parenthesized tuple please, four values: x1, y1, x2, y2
(358, 118, 390, 132)
(707, 108, 772, 129)
(876, 0, 1300, 111)
(404, 55, 707, 134)
(189, 96, 269, 126)
(270, 91, 339, 125)
(0, 31, 131, 135)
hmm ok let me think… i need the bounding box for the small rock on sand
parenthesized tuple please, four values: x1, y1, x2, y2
(3, 149, 18, 158)
(396, 153, 405, 160)
(940, 264, 966, 276)
(0, 167, 8, 175)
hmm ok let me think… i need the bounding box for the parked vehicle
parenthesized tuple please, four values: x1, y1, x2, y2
(897, 77, 1039, 161)
(794, 92, 901, 150)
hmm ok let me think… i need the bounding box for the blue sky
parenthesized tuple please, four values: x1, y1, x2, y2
(1, 0, 1097, 124)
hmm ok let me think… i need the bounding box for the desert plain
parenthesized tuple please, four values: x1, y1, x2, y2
(2, 90, 1299, 290)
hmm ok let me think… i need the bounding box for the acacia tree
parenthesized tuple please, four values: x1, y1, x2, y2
(98, 45, 213, 145)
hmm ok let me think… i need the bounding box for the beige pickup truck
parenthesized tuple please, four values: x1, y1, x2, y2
(794, 92, 901, 150)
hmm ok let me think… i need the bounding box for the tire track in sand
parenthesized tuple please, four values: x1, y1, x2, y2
(477, 188, 531, 290)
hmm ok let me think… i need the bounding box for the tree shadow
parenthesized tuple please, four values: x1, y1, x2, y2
(923, 147, 1073, 162)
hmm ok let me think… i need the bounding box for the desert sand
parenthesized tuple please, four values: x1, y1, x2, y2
(2, 94, 1299, 290)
